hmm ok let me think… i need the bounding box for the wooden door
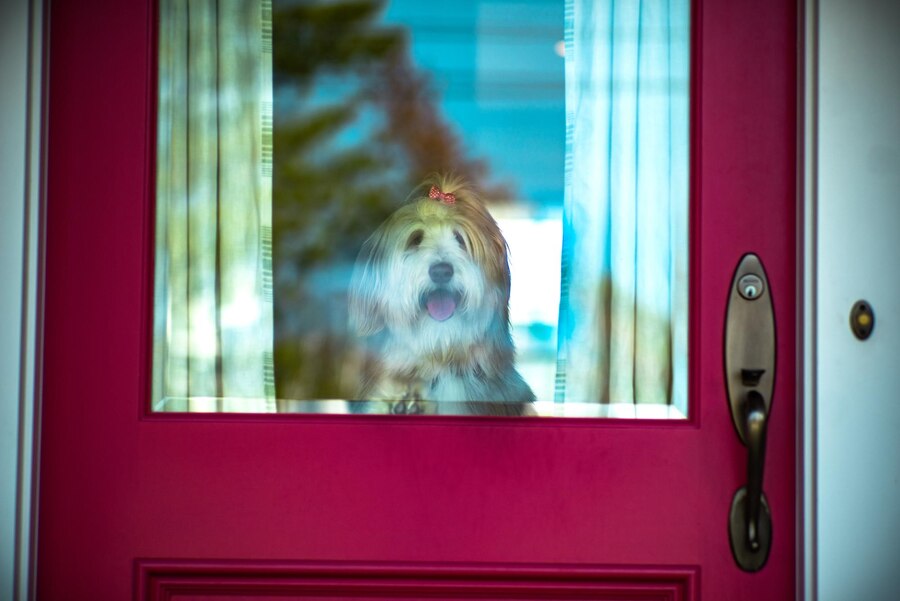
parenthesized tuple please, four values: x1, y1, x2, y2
(36, 0, 798, 598)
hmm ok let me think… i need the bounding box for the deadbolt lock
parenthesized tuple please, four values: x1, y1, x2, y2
(738, 274, 765, 300)
(725, 254, 775, 572)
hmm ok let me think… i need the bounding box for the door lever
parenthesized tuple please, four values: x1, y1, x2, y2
(729, 389, 772, 570)
(725, 254, 775, 572)
(742, 390, 768, 552)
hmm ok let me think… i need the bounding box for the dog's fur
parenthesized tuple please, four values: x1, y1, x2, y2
(349, 175, 535, 406)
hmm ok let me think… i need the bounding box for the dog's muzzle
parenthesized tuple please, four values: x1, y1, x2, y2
(424, 262, 460, 321)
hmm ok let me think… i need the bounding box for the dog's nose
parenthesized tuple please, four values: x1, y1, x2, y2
(429, 262, 454, 284)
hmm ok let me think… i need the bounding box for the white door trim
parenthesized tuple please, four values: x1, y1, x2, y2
(805, 0, 900, 598)
(802, 1, 818, 599)
(1, 0, 45, 599)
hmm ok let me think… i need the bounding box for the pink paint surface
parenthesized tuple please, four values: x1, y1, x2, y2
(37, 0, 797, 599)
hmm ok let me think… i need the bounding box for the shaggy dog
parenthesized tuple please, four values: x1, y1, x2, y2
(349, 175, 535, 412)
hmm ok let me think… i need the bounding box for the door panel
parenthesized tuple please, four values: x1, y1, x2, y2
(136, 561, 698, 600)
(37, 0, 797, 599)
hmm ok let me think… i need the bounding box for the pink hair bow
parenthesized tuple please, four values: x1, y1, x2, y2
(428, 185, 456, 204)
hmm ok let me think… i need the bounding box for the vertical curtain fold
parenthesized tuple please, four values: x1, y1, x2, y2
(557, 0, 689, 412)
(154, 0, 274, 411)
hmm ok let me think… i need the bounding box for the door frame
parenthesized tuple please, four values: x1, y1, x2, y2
(5, 0, 816, 598)
(1, 0, 44, 599)
(801, 1, 816, 599)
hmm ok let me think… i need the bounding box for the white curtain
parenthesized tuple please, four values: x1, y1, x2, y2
(556, 0, 689, 412)
(153, 0, 275, 411)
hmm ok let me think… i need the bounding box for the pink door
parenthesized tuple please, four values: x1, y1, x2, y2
(37, 0, 798, 599)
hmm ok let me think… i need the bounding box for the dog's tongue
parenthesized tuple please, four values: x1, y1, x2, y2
(426, 290, 457, 321)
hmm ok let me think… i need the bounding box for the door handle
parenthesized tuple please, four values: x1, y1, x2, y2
(725, 254, 774, 572)
(741, 389, 768, 552)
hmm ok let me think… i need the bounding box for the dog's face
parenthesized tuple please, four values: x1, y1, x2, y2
(349, 184, 511, 354)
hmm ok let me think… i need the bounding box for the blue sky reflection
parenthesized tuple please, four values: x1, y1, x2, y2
(382, 0, 565, 207)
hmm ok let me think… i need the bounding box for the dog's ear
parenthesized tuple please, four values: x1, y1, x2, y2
(348, 232, 386, 336)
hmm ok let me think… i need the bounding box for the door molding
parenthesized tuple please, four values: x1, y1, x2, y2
(2, 0, 45, 600)
(136, 560, 699, 601)
(801, 1, 817, 599)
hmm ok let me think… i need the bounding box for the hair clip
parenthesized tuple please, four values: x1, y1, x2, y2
(428, 185, 456, 204)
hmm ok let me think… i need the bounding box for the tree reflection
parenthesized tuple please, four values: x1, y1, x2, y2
(272, 0, 509, 401)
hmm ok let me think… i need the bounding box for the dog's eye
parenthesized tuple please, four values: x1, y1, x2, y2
(453, 230, 467, 251)
(406, 230, 424, 250)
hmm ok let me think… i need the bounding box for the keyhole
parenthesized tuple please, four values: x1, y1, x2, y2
(738, 274, 765, 301)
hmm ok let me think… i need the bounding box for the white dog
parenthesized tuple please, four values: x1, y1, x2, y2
(349, 175, 535, 410)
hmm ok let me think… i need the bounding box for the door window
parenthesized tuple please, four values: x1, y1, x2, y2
(152, 0, 690, 418)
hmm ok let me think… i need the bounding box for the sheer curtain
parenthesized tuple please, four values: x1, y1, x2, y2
(556, 0, 689, 413)
(153, 0, 275, 411)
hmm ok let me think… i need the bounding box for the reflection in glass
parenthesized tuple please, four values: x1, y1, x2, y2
(152, 0, 689, 418)
(153, 0, 275, 412)
(558, 0, 690, 410)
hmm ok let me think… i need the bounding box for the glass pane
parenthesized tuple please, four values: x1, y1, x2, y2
(152, 0, 690, 418)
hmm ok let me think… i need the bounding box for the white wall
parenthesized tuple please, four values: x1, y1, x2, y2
(812, 1, 900, 599)
(0, 0, 41, 599)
